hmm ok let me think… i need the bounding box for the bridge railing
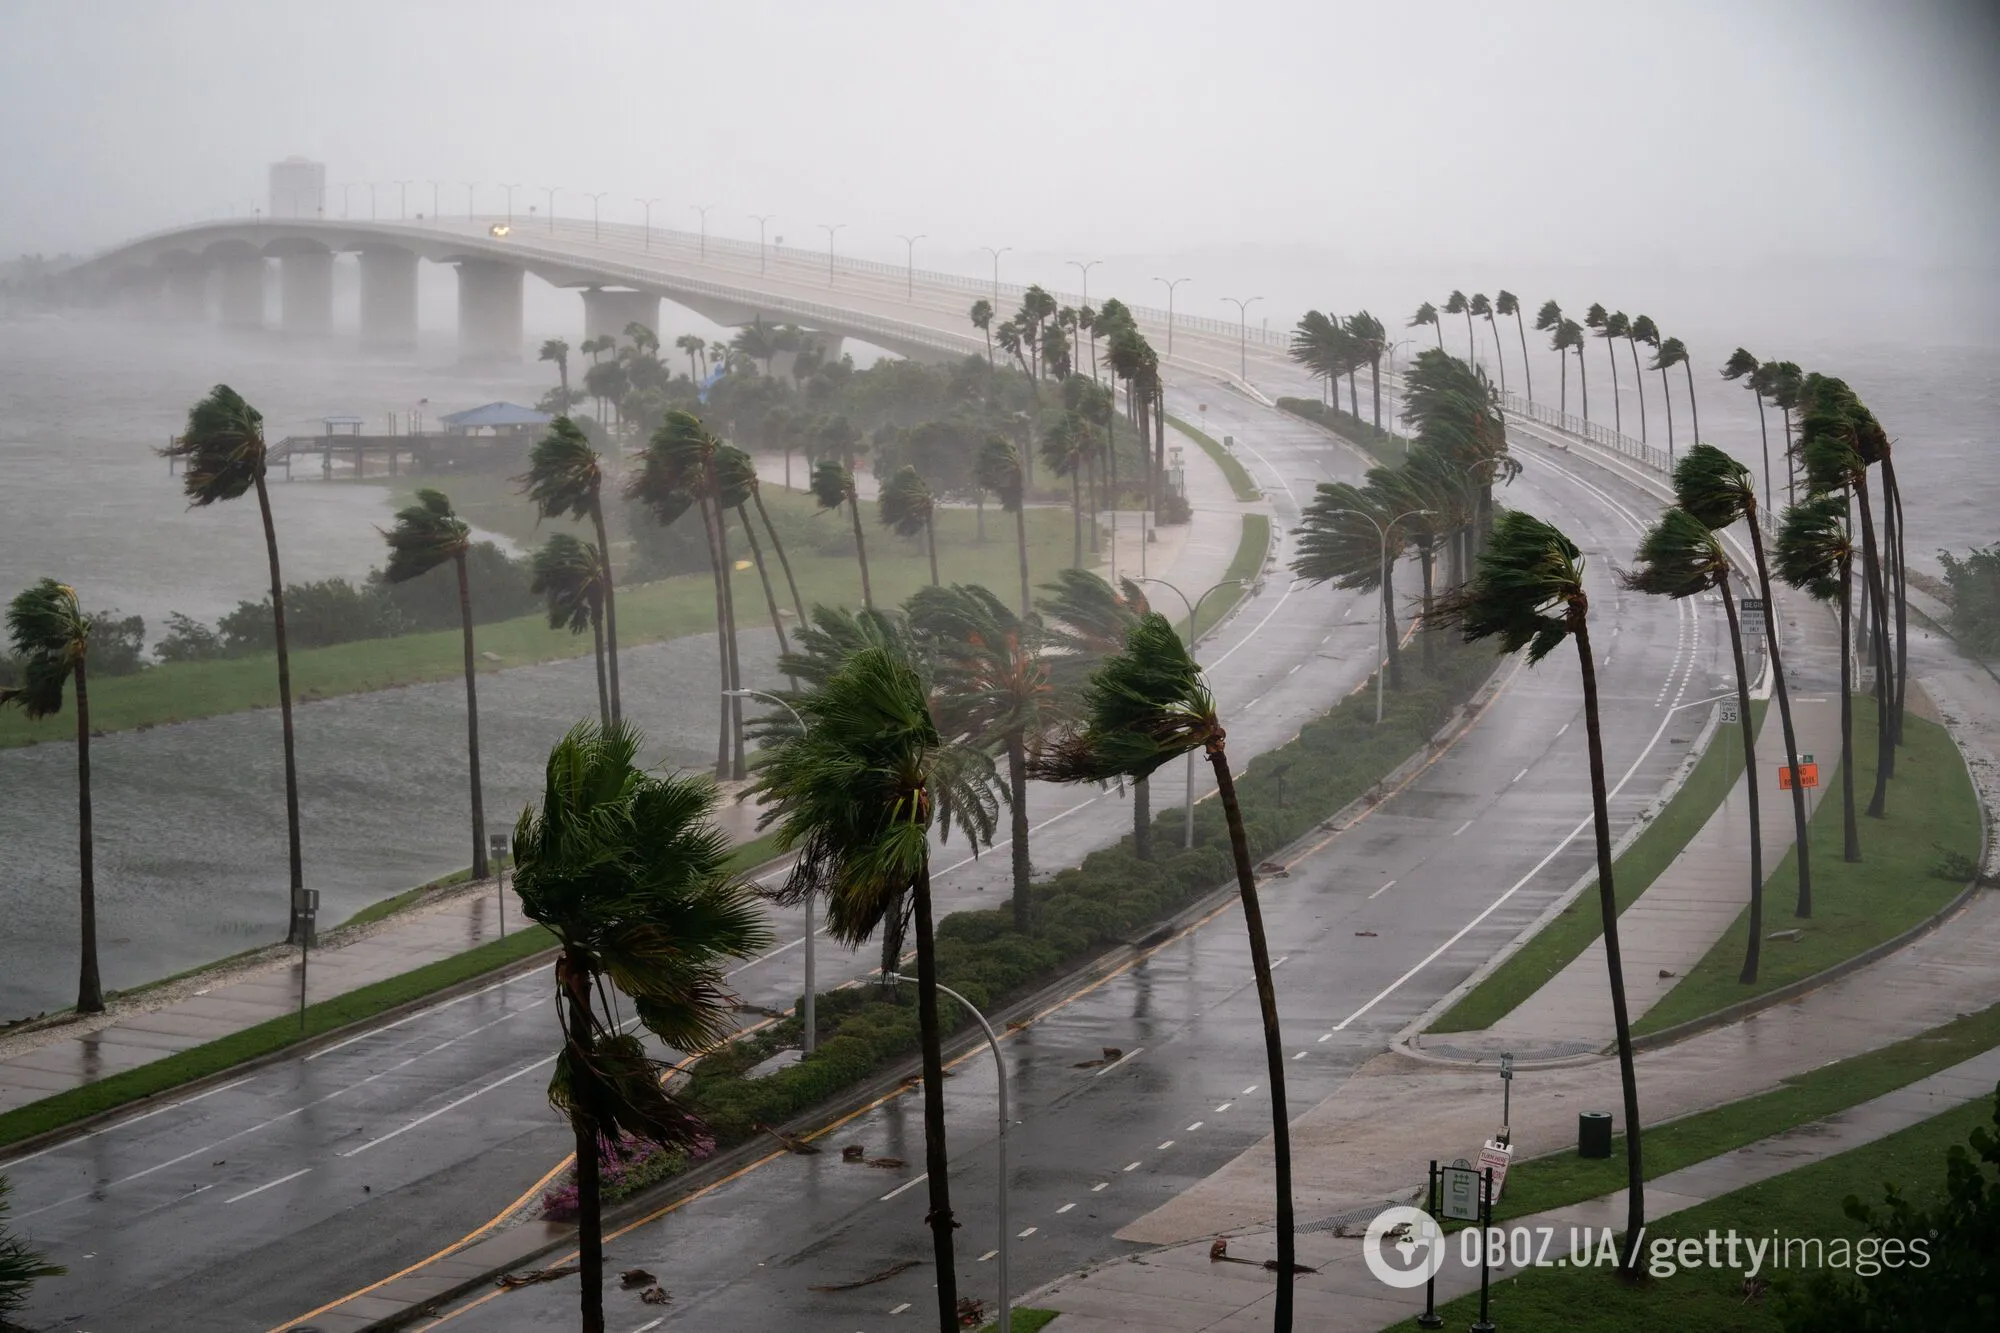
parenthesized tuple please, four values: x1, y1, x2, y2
(1497, 390, 1671, 476)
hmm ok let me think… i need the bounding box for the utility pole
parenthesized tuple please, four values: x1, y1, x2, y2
(896, 233, 926, 298)
(748, 213, 776, 274)
(1155, 277, 1191, 357)
(981, 245, 1012, 305)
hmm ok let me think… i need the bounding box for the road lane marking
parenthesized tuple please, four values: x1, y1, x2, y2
(1185, 1121, 1203, 1132)
(1287, 663, 1301, 674)
(1452, 820, 1474, 836)
(339, 1052, 556, 1158)
(1, 1076, 254, 1170)
(1513, 768, 1529, 783)
(1215, 1101, 1232, 1112)
(1093, 1046, 1144, 1077)
(1157, 1140, 1175, 1150)
(1557, 722, 1570, 737)
(628, 1320, 664, 1333)
(1368, 879, 1397, 899)
(1018, 1226, 1038, 1238)
(1292, 1051, 1306, 1060)
(1092, 1182, 1108, 1191)
(890, 1301, 911, 1314)
(880, 1172, 929, 1201)
(225, 1168, 312, 1204)
(979, 1250, 999, 1261)
(1270, 955, 1288, 969)
(1241, 1084, 1258, 1096)
(1057, 1203, 1075, 1214)
(1244, 695, 1263, 710)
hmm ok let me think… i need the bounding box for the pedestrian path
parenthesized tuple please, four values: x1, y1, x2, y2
(1030, 1044, 2000, 1331)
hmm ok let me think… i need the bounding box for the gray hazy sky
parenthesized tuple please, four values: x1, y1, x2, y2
(3, 1, 1995, 280)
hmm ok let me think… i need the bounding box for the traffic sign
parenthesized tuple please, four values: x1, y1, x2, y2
(1441, 1165, 1482, 1221)
(1721, 700, 1740, 725)
(1477, 1140, 1515, 1203)
(1741, 597, 1766, 615)
(1780, 763, 1820, 790)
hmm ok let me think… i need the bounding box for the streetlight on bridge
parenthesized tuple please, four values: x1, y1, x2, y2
(427, 180, 446, 224)
(334, 183, 355, 218)
(748, 214, 777, 274)
(1135, 577, 1246, 848)
(499, 184, 521, 225)
(539, 186, 559, 233)
(1221, 295, 1264, 382)
(1154, 276, 1192, 357)
(818, 223, 846, 288)
(393, 180, 413, 220)
(980, 245, 1012, 306)
(691, 203, 716, 260)
(636, 197, 662, 252)
(1066, 258, 1102, 308)
(461, 182, 479, 221)
(365, 182, 379, 220)
(583, 191, 609, 242)
(895, 233, 926, 299)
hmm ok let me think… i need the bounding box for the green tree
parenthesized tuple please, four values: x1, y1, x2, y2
(1040, 411, 1093, 568)
(1436, 511, 1646, 1275)
(530, 533, 612, 730)
(539, 336, 571, 404)
(1940, 545, 2000, 658)
(1627, 315, 1660, 446)
(879, 464, 940, 586)
(1766, 359, 1806, 508)
(2, 579, 105, 1012)
(1721, 348, 1776, 514)
(381, 489, 490, 880)
(1496, 290, 1532, 402)
(1293, 482, 1408, 691)
(1036, 569, 1157, 861)
(1587, 304, 1623, 437)
(716, 445, 792, 658)
(754, 647, 1000, 1333)
(1346, 310, 1389, 430)
(810, 457, 874, 611)
(0, 1174, 64, 1320)
(1034, 614, 1300, 1328)
(519, 415, 623, 725)
(674, 331, 706, 383)
(1550, 315, 1586, 419)
(1536, 299, 1567, 412)
(1675, 444, 1814, 916)
(1409, 300, 1442, 350)
(1624, 508, 1767, 980)
(512, 721, 770, 1333)
(1289, 309, 1350, 410)
(1469, 293, 1503, 398)
(977, 435, 1032, 616)
(1650, 335, 1691, 463)
(1777, 495, 1862, 862)
(969, 298, 995, 369)
(1444, 289, 1474, 362)
(162, 386, 305, 940)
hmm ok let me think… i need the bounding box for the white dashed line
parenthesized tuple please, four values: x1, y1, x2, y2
(1018, 1226, 1038, 1238)
(979, 1249, 999, 1262)
(1124, 1161, 1142, 1172)
(1241, 1084, 1258, 1096)
(1368, 879, 1397, 899)
(1270, 955, 1288, 969)
(1317, 1032, 1333, 1042)
(1292, 1051, 1307, 1060)
(1094, 1046, 1145, 1077)
(224, 1168, 311, 1204)
(1216, 1101, 1233, 1112)
(1091, 1182, 1108, 1192)
(890, 1302, 911, 1315)
(1244, 695, 1264, 711)
(1513, 768, 1529, 783)
(1452, 820, 1474, 836)
(1556, 722, 1570, 737)
(1186, 1121, 1204, 1132)
(880, 1173, 929, 1201)
(1287, 663, 1301, 674)
(1158, 1140, 1175, 1151)
(1057, 1203, 1076, 1214)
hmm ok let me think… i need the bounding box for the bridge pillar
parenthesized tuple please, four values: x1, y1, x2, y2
(456, 259, 523, 362)
(279, 253, 334, 338)
(215, 255, 267, 328)
(358, 248, 419, 351)
(580, 288, 661, 344)
(162, 265, 210, 321)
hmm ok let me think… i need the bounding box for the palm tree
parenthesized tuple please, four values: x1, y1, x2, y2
(1034, 614, 1300, 1327)
(2, 579, 105, 1012)
(162, 386, 305, 940)
(716, 445, 792, 658)
(1294, 482, 1408, 691)
(381, 489, 490, 880)
(512, 721, 770, 1333)
(674, 332, 706, 383)
(732, 318, 779, 376)
(1674, 444, 1813, 917)
(1496, 290, 1531, 402)
(519, 415, 623, 725)
(1624, 509, 1766, 981)
(579, 334, 612, 365)
(909, 583, 1061, 933)
(1469, 293, 1503, 397)
(755, 647, 1000, 1333)
(1435, 511, 1645, 1275)
(809, 458, 874, 610)
(739, 448, 807, 623)
(969, 298, 995, 369)
(1558, 317, 1588, 421)
(1037, 569, 1157, 861)
(1288, 310, 1347, 409)
(1766, 359, 1804, 506)
(1777, 495, 1862, 862)
(531, 534, 612, 729)
(1650, 336, 1689, 463)
(1346, 310, 1388, 430)
(1535, 300, 1565, 409)
(879, 464, 940, 585)
(1444, 289, 1473, 362)
(977, 435, 1031, 616)
(1720, 349, 1776, 516)
(1040, 412, 1091, 568)
(539, 337, 571, 405)
(1588, 305, 1623, 437)
(1408, 300, 1442, 350)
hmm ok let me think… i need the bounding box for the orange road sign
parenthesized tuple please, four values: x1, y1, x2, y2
(1779, 763, 1820, 790)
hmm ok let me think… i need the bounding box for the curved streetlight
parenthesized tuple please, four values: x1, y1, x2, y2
(896, 233, 927, 299)
(1320, 509, 1433, 723)
(539, 185, 559, 233)
(583, 190, 609, 242)
(980, 245, 1012, 305)
(1154, 277, 1191, 357)
(498, 183, 522, 225)
(818, 223, 846, 287)
(1067, 258, 1102, 308)
(635, 196, 661, 252)
(335, 182, 355, 219)
(426, 180, 446, 225)
(889, 973, 1011, 1333)
(748, 213, 777, 274)
(1136, 577, 1246, 846)
(1221, 296, 1263, 382)
(722, 688, 818, 1056)
(461, 182, 479, 222)
(365, 182, 379, 220)
(691, 203, 716, 260)
(392, 180, 413, 220)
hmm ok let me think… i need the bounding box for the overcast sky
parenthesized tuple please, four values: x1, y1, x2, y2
(3, 1, 1995, 325)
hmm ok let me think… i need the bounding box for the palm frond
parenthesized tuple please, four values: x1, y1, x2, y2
(1671, 443, 1755, 529)
(1032, 612, 1215, 784)
(1774, 495, 1851, 602)
(1622, 507, 1729, 600)
(161, 384, 265, 507)
(515, 416, 602, 522)
(1431, 510, 1582, 663)
(380, 488, 468, 584)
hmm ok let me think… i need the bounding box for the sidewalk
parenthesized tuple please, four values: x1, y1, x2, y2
(1029, 1044, 2000, 1331)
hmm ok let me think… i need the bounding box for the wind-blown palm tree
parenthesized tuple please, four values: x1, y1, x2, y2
(531, 534, 612, 729)
(1651, 336, 1690, 463)
(969, 298, 995, 370)
(381, 489, 490, 879)
(1588, 305, 1623, 436)
(809, 457, 873, 611)
(1625, 315, 1659, 446)
(513, 721, 769, 1333)
(539, 337, 571, 405)
(715, 445, 791, 658)
(1444, 289, 1474, 362)
(1289, 309, 1348, 410)
(1469, 293, 1503, 397)
(1535, 300, 1566, 411)
(755, 647, 999, 1333)
(1435, 511, 1645, 1275)
(1720, 349, 1776, 516)
(1675, 444, 1813, 917)
(1037, 569, 1157, 860)
(879, 465, 940, 585)
(520, 415, 623, 724)
(977, 435, 1031, 616)
(674, 332, 706, 383)
(1624, 509, 1765, 981)
(1040, 412, 1092, 568)
(1346, 310, 1388, 429)
(162, 386, 305, 939)
(1496, 290, 1531, 402)
(1777, 495, 1862, 862)
(1293, 482, 1408, 691)
(1034, 614, 1300, 1328)
(2, 579, 105, 1012)
(1409, 300, 1442, 350)
(1557, 317, 1588, 421)
(1766, 359, 1804, 507)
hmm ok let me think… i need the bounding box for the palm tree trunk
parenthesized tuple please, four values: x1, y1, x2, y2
(589, 502, 622, 728)
(1487, 322, 1507, 398)
(1133, 775, 1151, 861)
(252, 471, 305, 943)
(699, 498, 730, 778)
(1370, 355, 1383, 430)
(1746, 519, 1814, 917)
(1889, 465, 1908, 746)
(1577, 346, 1589, 423)
(1559, 352, 1568, 417)
(848, 495, 875, 610)
(560, 958, 606, 1333)
(1418, 544, 1436, 673)
(911, 863, 961, 1333)
(1604, 339, 1620, 437)
(1346, 368, 1359, 419)
(589, 608, 610, 731)
(455, 553, 489, 880)
(1658, 368, 1676, 463)
(1682, 360, 1701, 447)
(1838, 545, 1860, 862)
(1205, 744, 1294, 1327)
(1086, 451, 1101, 555)
(1570, 617, 1646, 1276)
(73, 657, 103, 1014)
(1750, 392, 1773, 517)
(1381, 565, 1402, 692)
(1464, 311, 1475, 364)
(738, 507, 790, 656)
(1007, 730, 1031, 933)
(923, 513, 940, 587)
(1515, 313, 1533, 403)
(714, 495, 746, 781)
(1431, 321, 1442, 350)
(1625, 337, 1648, 444)
(975, 493, 987, 544)
(1855, 475, 1893, 810)
(1069, 467, 1083, 569)
(1720, 582, 1762, 983)
(1014, 501, 1031, 618)
(751, 490, 807, 626)
(1782, 407, 1796, 507)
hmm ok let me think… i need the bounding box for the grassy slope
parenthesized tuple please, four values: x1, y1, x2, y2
(1432, 702, 1767, 1033)
(1635, 707, 1980, 1035)
(1165, 414, 1261, 501)
(0, 499, 1072, 748)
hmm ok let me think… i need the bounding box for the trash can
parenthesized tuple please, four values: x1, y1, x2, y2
(1578, 1111, 1613, 1159)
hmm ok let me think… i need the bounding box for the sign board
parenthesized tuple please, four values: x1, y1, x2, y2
(1477, 1140, 1515, 1203)
(1779, 763, 1820, 790)
(1720, 700, 1740, 725)
(1499, 1053, 1514, 1081)
(488, 832, 510, 863)
(1440, 1165, 1482, 1221)
(1740, 598, 1766, 615)
(1859, 667, 1878, 691)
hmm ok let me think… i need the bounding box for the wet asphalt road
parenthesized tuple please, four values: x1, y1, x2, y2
(4, 376, 1728, 1333)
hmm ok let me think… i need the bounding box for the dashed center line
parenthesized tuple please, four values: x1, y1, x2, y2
(1185, 1120, 1204, 1132)
(1018, 1226, 1038, 1238)
(1093, 1046, 1145, 1077)
(880, 1172, 929, 1201)
(890, 1301, 911, 1315)
(1056, 1203, 1075, 1214)
(1513, 768, 1529, 783)
(1292, 1050, 1307, 1060)
(1215, 1100, 1233, 1112)
(1367, 878, 1397, 899)
(224, 1167, 311, 1204)
(1556, 721, 1571, 737)
(978, 1249, 999, 1262)
(1091, 1182, 1108, 1192)
(1244, 695, 1264, 711)
(1241, 1083, 1258, 1096)
(1157, 1140, 1175, 1151)
(1451, 819, 1474, 836)
(1123, 1161, 1142, 1172)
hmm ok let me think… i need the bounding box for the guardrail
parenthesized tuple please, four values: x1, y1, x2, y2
(1498, 390, 1671, 476)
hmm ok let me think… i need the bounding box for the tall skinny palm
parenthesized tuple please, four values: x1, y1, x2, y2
(1766, 360, 1805, 507)
(1560, 317, 1589, 421)
(1536, 300, 1565, 412)
(520, 415, 623, 724)
(1589, 305, 1623, 437)
(539, 336, 571, 404)
(1626, 315, 1659, 447)
(755, 648, 1000, 1333)
(1036, 569, 1157, 861)
(2, 580, 104, 1012)
(977, 436, 1032, 616)
(1436, 511, 1645, 1275)
(810, 458, 874, 610)
(1408, 300, 1442, 350)
(1444, 289, 1474, 362)
(1777, 495, 1862, 862)
(879, 465, 940, 586)
(716, 446, 791, 658)
(162, 386, 305, 939)
(1624, 510, 1765, 981)
(1469, 293, 1503, 397)
(531, 533, 611, 729)
(513, 722, 770, 1333)
(1651, 337, 1691, 463)
(1675, 444, 1813, 916)
(382, 489, 490, 879)
(1496, 290, 1531, 402)
(1721, 349, 1775, 515)
(969, 298, 995, 370)
(1033, 614, 1300, 1327)
(1040, 412, 1091, 568)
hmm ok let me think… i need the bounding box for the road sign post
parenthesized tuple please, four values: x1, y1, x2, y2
(1441, 1161, 1481, 1222)
(1419, 1161, 1444, 1329)
(1499, 1052, 1514, 1139)
(295, 889, 320, 1030)
(1471, 1167, 1497, 1333)
(489, 832, 511, 937)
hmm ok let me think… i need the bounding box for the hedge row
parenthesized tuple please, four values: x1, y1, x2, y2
(1275, 396, 1411, 469)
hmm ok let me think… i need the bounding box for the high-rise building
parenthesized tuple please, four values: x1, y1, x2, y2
(269, 158, 326, 218)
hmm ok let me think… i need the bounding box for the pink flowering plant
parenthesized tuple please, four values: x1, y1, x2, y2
(541, 1129, 718, 1221)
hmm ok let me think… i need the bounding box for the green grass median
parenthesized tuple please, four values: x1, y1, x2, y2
(1166, 414, 1261, 502)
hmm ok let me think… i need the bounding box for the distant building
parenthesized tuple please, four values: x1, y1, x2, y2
(269, 158, 326, 219)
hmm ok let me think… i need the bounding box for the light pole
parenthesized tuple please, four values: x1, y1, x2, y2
(1154, 276, 1191, 357)
(1221, 296, 1263, 382)
(818, 223, 845, 287)
(748, 214, 776, 274)
(723, 689, 816, 1054)
(980, 245, 1012, 305)
(336, 182, 355, 219)
(635, 196, 661, 252)
(393, 180, 413, 220)
(539, 185, 559, 233)
(427, 180, 445, 224)
(1067, 258, 1102, 308)
(366, 182, 379, 220)
(890, 973, 1011, 1333)
(1322, 508, 1433, 724)
(1137, 577, 1245, 847)
(499, 183, 521, 225)
(584, 190, 608, 241)
(462, 182, 479, 221)
(896, 233, 926, 299)
(691, 204, 715, 260)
